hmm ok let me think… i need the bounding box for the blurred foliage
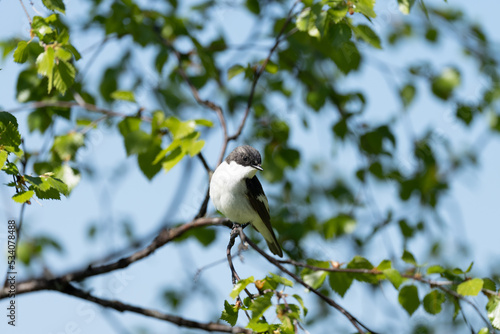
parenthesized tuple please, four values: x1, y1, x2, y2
(2, 0, 500, 333)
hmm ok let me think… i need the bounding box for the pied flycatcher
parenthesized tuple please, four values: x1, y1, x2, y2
(209, 145, 283, 257)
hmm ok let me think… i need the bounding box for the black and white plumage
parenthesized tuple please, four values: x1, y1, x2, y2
(209, 145, 283, 257)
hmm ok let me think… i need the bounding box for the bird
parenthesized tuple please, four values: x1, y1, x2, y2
(209, 145, 283, 257)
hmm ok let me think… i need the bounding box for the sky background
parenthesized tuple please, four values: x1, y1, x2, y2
(1, 0, 500, 333)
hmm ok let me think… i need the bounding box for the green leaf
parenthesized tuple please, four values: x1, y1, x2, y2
(384, 269, 403, 289)
(246, 319, 271, 332)
(0, 150, 8, 169)
(457, 278, 483, 296)
(36, 47, 55, 91)
(138, 142, 163, 180)
(13, 41, 29, 63)
(249, 293, 273, 321)
(245, 0, 260, 15)
(12, 190, 35, 203)
(230, 276, 254, 299)
(423, 290, 445, 315)
(487, 296, 500, 330)
(54, 164, 80, 193)
(53, 60, 76, 95)
(52, 132, 84, 162)
(323, 214, 356, 239)
(220, 300, 238, 326)
(292, 294, 308, 317)
(402, 250, 417, 266)
(398, 0, 416, 14)
(118, 117, 141, 137)
(111, 90, 136, 102)
(296, 7, 320, 38)
(483, 278, 497, 292)
(400, 84, 416, 108)
(124, 130, 151, 156)
(347, 256, 378, 284)
(329, 271, 354, 297)
(227, 64, 245, 80)
(301, 260, 329, 289)
(353, 24, 381, 49)
(162, 146, 185, 172)
(427, 265, 445, 274)
(431, 67, 461, 101)
(355, 0, 376, 18)
(398, 285, 420, 316)
(194, 119, 214, 127)
(268, 272, 293, 288)
(331, 41, 361, 74)
(42, 0, 66, 14)
(28, 110, 52, 133)
(163, 117, 196, 139)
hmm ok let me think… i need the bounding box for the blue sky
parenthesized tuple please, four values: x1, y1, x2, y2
(1, 0, 500, 333)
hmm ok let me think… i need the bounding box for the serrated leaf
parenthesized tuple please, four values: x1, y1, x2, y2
(220, 300, 238, 326)
(457, 278, 483, 296)
(296, 7, 320, 38)
(43, 175, 69, 196)
(423, 290, 445, 315)
(249, 293, 273, 321)
(34, 186, 61, 200)
(12, 190, 35, 203)
(230, 276, 254, 299)
(384, 269, 403, 289)
(399, 285, 420, 316)
(42, 0, 65, 14)
(36, 48, 55, 90)
(487, 296, 500, 330)
(246, 319, 271, 332)
(13, 41, 29, 63)
(227, 64, 245, 80)
(329, 271, 353, 297)
(111, 90, 136, 102)
(53, 60, 75, 95)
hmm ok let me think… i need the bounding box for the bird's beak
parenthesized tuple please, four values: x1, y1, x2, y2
(252, 164, 263, 171)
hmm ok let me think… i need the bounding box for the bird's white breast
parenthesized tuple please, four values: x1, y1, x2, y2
(209, 161, 258, 224)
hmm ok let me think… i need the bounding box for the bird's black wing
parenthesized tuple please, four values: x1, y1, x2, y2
(245, 176, 283, 257)
(245, 176, 270, 223)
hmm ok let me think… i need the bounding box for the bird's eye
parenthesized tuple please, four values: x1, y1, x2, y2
(243, 157, 248, 162)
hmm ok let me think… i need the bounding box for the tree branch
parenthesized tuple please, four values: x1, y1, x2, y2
(0, 217, 229, 299)
(52, 283, 252, 334)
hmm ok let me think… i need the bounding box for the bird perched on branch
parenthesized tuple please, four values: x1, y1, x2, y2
(210, 145, 283, 257)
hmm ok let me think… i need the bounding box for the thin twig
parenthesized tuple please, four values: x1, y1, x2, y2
(227, 0, 301, 144)
(18, 0, 32, 24)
